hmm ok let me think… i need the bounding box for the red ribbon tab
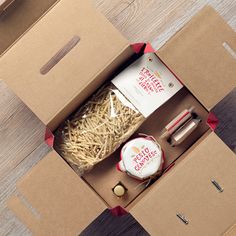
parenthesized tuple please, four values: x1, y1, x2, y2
(207, 112, 219, 131)
(110, 206, 128, 216)
(131, 43, 145, 53)
(144, 42, 155, 53)
(44, 127, 54, 147)
(131, 42, 155, 54)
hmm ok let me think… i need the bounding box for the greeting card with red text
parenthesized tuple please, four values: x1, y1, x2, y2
(112, 53, 183, 117)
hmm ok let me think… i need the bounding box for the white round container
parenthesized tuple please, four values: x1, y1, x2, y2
(117, 136, 164, 180)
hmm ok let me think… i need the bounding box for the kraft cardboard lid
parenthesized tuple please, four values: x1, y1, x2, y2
(157, 6, 236, 111)
(131, 132, 236, 236)
(0, 0, 58, 55)
(8, 150, 107, 235)
(0, 0, 131, 130)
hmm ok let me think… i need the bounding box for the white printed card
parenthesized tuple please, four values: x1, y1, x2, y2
(112, 53, 183, 117)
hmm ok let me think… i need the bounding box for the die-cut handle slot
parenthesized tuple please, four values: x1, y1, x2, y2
(40, 35, 80, 75)
(211, 179, 224, 193)
(176, 213, 189, 225)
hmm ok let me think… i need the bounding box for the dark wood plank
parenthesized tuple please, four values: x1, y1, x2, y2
(80, 208, 149, 236)
(213, 88, 236, 152)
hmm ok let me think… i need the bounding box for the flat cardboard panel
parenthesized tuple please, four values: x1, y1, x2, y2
(8, 150, 106, 236)
(0, 0, 131, 130)
(131, 132, 236, 236)
(0, 0, 58, 55)
(157, 6, 236, 110)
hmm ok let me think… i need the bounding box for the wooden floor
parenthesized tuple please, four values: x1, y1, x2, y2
(0, 0, 236, 235)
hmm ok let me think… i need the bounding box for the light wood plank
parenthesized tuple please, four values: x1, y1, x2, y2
(92, 0, 135, 17)
(108, 0, 236, 48)
(0, 81, 46, 179)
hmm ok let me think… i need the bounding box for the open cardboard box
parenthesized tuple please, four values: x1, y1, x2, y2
(0, 0, 236, 235)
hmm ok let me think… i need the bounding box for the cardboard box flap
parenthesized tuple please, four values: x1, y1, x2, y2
(131, 132, 236, 236)
(157, 6, 236, 110)
(8, 150, 106, 236)
(0, 0, 132, 130)
(0, 0, 58, 55)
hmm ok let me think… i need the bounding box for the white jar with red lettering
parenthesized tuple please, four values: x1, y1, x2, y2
(117, 136, 164, 180)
